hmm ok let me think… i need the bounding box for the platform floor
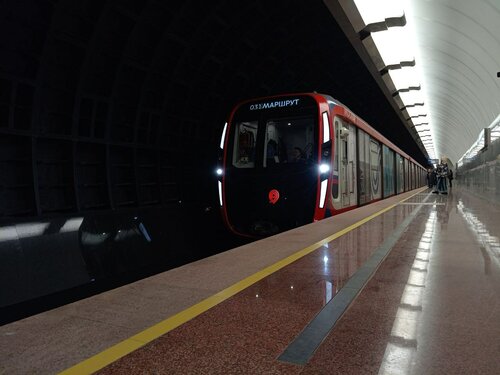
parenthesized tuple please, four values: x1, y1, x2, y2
(1, 187, 499, 374)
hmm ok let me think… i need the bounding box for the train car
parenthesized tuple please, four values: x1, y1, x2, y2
(217, 93, 426, 237)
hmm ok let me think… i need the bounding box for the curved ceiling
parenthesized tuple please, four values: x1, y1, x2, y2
(411, 0, 500, 163)
(334, 0, 500, 164)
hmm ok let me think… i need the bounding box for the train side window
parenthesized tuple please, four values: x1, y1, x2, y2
(369, 138, 382, 200)
(332, 119, 340, 200)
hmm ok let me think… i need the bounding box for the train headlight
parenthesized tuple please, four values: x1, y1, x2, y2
(319, 163, 330, 174)
(216, 168, 223, 176)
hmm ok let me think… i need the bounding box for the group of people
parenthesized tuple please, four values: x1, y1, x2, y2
(426, 160, 453, 194)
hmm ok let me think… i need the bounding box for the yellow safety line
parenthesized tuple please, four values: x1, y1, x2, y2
(59, 188, 425, 375)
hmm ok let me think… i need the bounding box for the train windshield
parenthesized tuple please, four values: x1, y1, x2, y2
(231, 115, 317, 168)
(263, 116, 314, 167)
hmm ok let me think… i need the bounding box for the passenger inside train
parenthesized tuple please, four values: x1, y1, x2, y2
(292, 147, 306, 162)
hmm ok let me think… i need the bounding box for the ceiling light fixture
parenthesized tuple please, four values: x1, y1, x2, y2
(349, 0, 437, 158)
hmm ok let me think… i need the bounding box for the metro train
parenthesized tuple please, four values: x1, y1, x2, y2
(217, 93, 426, 237)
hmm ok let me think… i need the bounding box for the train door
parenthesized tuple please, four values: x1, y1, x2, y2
(336, 117, 357, 207)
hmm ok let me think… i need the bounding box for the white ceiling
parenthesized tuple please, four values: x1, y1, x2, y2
(330, 0, 500, 164)
(410, 0, 500, 163)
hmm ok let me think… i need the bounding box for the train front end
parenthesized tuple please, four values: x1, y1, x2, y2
(218, 94, 331, 237)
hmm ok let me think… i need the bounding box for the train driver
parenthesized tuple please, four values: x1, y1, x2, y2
(292, 147, 306, 162)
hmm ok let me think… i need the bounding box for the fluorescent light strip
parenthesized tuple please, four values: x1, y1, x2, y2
(219, 122, 227, 149)
(319, 179, 328, 208)
(353, 0, 404, 28)
(322, 112, 330, 143)
(371, 27, 414, 67)
(398, 91, 425, 107)
(387, 67, 421, 90)
(218, 181, 223, 206)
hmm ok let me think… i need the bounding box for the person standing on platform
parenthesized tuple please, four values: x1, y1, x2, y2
(436, 160, 449, 194)
(428, 168, 437, 189)
(448, 168, 453, 188)
(432, 168, 439, 193)
(426, 169, 433, 188)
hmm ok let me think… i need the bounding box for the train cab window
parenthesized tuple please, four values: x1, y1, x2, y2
(232, 121, 257, 168)
(263, 116, 314, 167)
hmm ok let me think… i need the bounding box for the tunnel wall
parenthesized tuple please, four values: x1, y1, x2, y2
(0, 0, 428, 220)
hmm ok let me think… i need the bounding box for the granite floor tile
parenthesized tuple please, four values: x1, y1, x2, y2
(301, 187, 500, 375)
(300, 309, 395, 374)
(8, 188, 500, 374)
(0, 313, 136, 374)
(99, 297, 315, 374)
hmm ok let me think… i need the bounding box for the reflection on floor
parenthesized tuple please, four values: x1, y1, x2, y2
(1, 187, 499, 374)
(0, 203, 247, 324)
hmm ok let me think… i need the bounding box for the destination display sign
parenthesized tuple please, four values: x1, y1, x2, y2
(249, 98, 300, 111)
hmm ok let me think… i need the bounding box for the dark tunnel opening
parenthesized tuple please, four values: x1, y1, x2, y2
(0, 0, 428, 323)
